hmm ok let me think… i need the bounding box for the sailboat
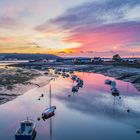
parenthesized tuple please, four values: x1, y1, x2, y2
(42, 85, 56, 120)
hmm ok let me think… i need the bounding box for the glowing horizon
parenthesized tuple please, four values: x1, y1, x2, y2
(0, 0, 140, 57)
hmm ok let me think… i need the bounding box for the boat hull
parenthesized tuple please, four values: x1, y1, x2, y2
(15, 130, 36, 140)
(42, 106, 56, 120)
(42, 112, 55, 120)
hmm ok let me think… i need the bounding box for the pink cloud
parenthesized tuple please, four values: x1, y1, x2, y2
(0, 37, 14, 42)
(63, 22, 140, 56)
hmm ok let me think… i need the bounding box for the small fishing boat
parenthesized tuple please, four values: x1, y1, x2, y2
(79, 79, 83, 84)
(15, 118, 36, 140)
(72, 85, 79, 92)
(77, 82, 83, 88)
(69, 70, 74, 74)
(54, 69, 58, 74)
(76, 78, 80, 83)
(71, 75, 77, 81)
(111, 81, 116, 88)
(62, 72, 66, 77)
(111, 87, 120, 96)
(58, 72, 61, 75)
(105, 79, 112, 85)
(62, 69, 65, 73)
(41, 94, 44, 97)
(42, 85, 56, 120)
(65, 74, 69, 78)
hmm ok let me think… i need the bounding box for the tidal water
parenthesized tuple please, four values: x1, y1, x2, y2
(0, 72, 140, 140)
(0, 61, 27, 68)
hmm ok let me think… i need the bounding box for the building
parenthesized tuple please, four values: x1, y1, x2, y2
(92, 57, 102, 63)
(29, 58, 49, 63)
(74, 58, 92, 64)
(63, 58, 75, 63)
(55, 58, 64, 62)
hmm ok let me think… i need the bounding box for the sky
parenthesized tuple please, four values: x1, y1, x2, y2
(0, 0, 140, 57)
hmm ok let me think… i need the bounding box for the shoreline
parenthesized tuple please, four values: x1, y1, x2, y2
(72, 64, 140, 91)
(0, 63, 140, 105)
(0, 68, 54, 105)
(50, 64, 140, 91)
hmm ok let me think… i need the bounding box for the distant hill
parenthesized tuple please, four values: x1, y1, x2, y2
(0, 53, 61, 60)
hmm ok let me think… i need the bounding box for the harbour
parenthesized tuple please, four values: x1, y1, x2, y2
(0, 68, 140, 140)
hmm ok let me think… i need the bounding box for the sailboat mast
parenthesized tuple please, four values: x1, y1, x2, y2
(50, 117, 52, 139)
(49, 84, 51, 107)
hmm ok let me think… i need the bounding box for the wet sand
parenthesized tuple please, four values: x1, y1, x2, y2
(1, 64, 140, 105)
(0, 68, 54, 105)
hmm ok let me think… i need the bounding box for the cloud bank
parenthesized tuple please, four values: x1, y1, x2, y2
(36, 0, 140, 56)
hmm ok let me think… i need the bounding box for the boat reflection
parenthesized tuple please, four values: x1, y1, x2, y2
(54, 72, 140, 121)
(49, 117, 53, 140)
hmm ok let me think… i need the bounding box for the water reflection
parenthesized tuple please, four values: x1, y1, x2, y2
(0, 72, 140, 140)
(53, 73, 140, 135)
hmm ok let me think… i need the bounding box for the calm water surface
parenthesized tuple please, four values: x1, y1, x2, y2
(0, 72, 140, 140)
(0, 61, 28, 68)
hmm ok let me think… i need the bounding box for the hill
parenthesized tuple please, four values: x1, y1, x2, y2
(0, 53, 61, 60)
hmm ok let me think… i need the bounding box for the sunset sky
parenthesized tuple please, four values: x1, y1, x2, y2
(0, 0, 140, 57)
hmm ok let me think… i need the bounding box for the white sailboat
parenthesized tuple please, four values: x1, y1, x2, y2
(42, 85, 56, 120)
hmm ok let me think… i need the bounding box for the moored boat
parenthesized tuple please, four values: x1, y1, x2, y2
(111, 81, 116, 88)
(77, 82, 83, 88)
(105, 79, 112, 85)
(15, 118, 36, 140)
(54, 69, 58, 74)
(42, 85, 56, 120)
(69, 70, 74, 74)
(71, 75, 77, 81)
(72, 85, 79, 92)
(42, 106, 56, 120)
(111, 87, 120, 96)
